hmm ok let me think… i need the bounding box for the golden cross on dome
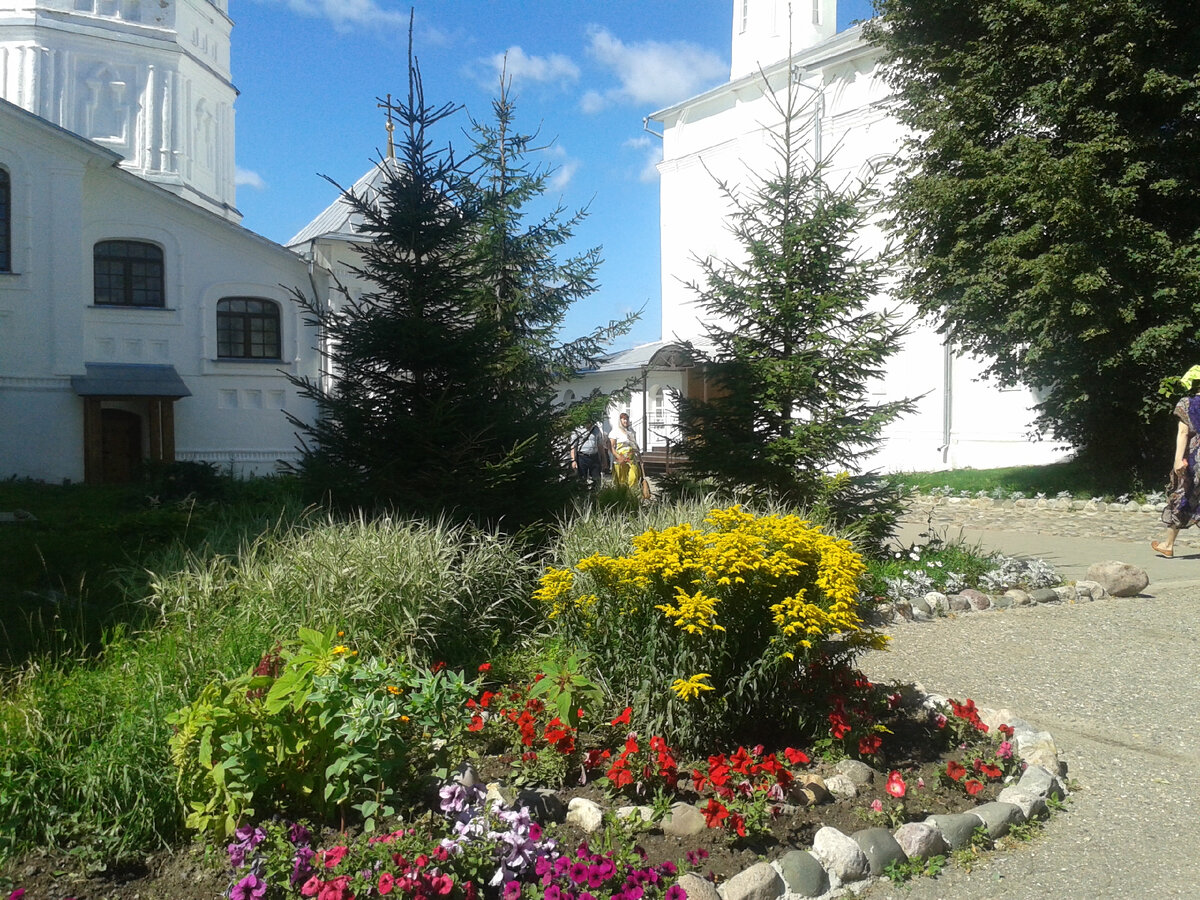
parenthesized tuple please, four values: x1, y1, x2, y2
(376, 94, 396, 159)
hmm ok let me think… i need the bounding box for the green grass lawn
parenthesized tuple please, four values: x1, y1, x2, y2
(889, 457, 1156, 500)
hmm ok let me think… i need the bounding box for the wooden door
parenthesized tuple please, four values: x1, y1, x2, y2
(100, 409, 142, 483)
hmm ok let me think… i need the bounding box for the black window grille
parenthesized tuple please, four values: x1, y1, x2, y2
(93, 240, 165, 307)
(217, 297, 282, 360)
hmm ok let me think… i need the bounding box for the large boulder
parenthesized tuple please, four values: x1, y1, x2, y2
(1085, 561, 1149, 597)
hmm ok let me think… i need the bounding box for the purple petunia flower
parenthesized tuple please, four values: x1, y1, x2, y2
(229, 873, 267, 900)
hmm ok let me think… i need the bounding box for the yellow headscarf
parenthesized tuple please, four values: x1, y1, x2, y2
(1182, 365, 1200, 392)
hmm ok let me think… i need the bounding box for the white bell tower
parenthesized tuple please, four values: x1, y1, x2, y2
(0, 0, 240, 221)
(730, 0, 837, 79)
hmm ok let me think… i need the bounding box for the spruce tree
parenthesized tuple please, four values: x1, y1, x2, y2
(677, 63, 914, 544)
(288, 51, 629, 527)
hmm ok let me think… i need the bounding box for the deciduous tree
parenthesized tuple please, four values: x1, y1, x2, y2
(869, 0, 1200, 477)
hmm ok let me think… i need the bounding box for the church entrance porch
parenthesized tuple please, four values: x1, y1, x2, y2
(71, 364, 191, 485)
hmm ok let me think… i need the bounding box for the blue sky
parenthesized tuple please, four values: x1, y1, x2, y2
(231, 1, 877, 349)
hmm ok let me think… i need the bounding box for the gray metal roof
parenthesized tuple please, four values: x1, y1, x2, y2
(286, 159, 400, 248)
(583, 341, 694, 374)
(70, 364, 191, 398)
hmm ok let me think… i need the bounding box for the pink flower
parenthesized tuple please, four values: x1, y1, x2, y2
(322, 845, 348, 869)
(886, 770, 906, 798)
(301, 876, 322, 897)
(997, 740, 1014, 760)
(378, 872, 395, 895)
(869, 799, 883, 812)
(935, 713, 948, 728)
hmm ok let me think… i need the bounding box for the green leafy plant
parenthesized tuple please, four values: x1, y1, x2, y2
(527, 651, 604, 728)
(167, 628, 476, 839)
(884, 854, 946, 884)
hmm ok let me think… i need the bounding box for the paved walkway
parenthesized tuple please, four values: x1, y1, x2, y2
(855, 499, 1200, 899)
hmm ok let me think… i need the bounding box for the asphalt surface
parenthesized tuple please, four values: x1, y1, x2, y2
(853, 522, 1200, 899)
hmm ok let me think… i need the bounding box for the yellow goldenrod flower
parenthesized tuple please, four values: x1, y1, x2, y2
(670, 673, 715, 701)
(332, 645, 348, 655)
(386, 685, 402, 695)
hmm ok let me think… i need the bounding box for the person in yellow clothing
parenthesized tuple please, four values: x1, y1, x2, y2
(609, 412, 642, 491)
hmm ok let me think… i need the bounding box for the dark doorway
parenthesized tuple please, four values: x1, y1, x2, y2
(100, 408, 142, 483)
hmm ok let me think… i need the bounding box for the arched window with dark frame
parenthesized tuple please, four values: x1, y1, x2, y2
(93, 239, 164, 306)
(217, 297, 282, 360)
(0, 167, 10, 273)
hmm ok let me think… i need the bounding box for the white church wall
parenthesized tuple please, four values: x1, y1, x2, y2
(0, 102, 321, 482)
(653, 12, 1068, 473)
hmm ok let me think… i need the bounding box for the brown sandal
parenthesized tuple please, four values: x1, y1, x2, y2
(1152, 540, 1174, 558)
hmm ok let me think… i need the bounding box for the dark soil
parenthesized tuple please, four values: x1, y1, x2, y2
(5, 711, 1007, 900)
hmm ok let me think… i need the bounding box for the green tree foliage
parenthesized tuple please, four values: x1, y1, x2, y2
(676, 67, 914, 546)
(288, 53, 629, 527)
(868, 0, 1200, 477)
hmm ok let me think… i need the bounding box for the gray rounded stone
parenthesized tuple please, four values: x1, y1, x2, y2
(911, 595, 932, 614)
(852, 826, 908, 875)
(834, 759, 877, 786)
(992, 594, 1015, 609)
(717, 861, 783, 900)
(823, 773, 858, 800)
(663, 801, 707, 837)
(893, 822, 949, 859)
(997, 787, 1048, 820)
(812, 826, 871, 882)
(777, 850, 830, 897)
(969, 801, 1025, 838)
(515, 788, 567, 823)
(677, 873, 721, 900)
(1029, 587, 1059, 603)
(1085, 560, 1148, 597)
(925, 813, 983, 850)
(949, 594, 971, 611)
(1018, 765, 1066, 801)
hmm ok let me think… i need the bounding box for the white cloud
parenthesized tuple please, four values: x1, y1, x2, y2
(624, 135, 661, 184)
(251, 0, 408, 32)
(477, 46, 580, 91)
(544, 145, 581, 193)
(235, 167, 267, 190)
(582, 26, 726, 113)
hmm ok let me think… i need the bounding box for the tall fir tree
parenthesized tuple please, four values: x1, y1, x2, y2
(287, 47, 627, 527)
(677, 60, 914, 544)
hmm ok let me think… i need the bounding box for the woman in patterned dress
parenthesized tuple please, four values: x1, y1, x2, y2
(1152, 365, 1200, 558)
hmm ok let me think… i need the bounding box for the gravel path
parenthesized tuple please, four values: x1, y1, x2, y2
(852, 501, 1200, 899)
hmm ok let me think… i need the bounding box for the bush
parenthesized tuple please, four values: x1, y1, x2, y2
(535, 505, 886, 753)
(168, 628, 478, 841)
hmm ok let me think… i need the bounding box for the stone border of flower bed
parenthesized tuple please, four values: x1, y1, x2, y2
(911, 494, 1163, 514)
(875, 580, 1111, 625)
(507, 693, 1066, 900)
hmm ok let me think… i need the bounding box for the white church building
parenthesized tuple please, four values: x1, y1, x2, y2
(585, 0, 1067, 473)
(0, 0, 365, 484)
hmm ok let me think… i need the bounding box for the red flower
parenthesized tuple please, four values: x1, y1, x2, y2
(784, 747, 810, 766)
(379, 872, 396, 895)
(885, 770, 906, 798)
(964, 779, 984, 796)
(478, 662, 492, 672)
(976, 761, 1003, 780)
(691, 768, 708, 793)
(829, 711, 851, 739)
(701, 798, 729, 828)
(998, 723, 1014, 737)
(322, 846, 348, 869)
(858, 734, 882, 756)
(610, 707, 632, 727)
(432, 661, 447, 673)
(730, 747, 753, 775)
(480, 691, 496, 708)
(468, 714, 484, 732)
(945, 760, 967, 782)
(730, 811, 747, 837)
